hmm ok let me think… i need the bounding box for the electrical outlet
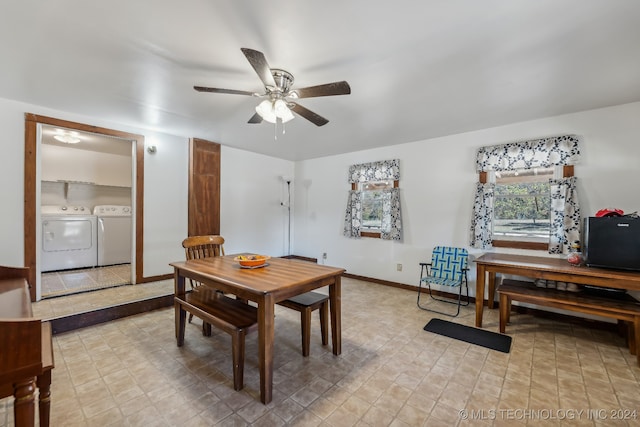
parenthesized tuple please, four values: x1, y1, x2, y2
(322, 252, 327, 260)
(396, 263, 402, 271)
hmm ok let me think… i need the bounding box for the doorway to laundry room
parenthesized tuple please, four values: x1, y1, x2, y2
(39, 124, 134, 298)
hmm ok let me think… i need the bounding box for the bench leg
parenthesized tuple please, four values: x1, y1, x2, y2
(320, 301, 329, 346)
(231, 331, 245, 391)
(301, 308, 312, 357)
(499, 293, 508, 334)
(175, 303, 186, 346)
(202, 321, 212, 337)
(634, 317, 640, 367)
(488, 272, 497, 309)
(37, 370, 52, 427)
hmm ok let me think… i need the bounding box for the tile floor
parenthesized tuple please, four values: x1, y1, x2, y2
(32, 279, 173, 319)
(41, 265, 133, 298)
(2, 277, 640, 426)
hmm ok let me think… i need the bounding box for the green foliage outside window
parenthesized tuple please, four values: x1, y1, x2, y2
(360, 180, 393, 230)
(361, 190, 384, 229)
(494, 181, 551, 237)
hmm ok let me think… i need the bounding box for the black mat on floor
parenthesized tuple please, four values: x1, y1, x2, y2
(423, 318, 512, 353)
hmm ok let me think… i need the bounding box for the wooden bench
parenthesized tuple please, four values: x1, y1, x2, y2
(0, 266, 54, 427)
(498, 279, 640, 366)
(277, 291, 329, 357)
(175, 288, 258, 391)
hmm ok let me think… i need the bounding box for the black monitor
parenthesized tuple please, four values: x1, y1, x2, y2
(583, 216, 640, 271)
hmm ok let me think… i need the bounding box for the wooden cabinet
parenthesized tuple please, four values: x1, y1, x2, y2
(0, 266, 54, 427)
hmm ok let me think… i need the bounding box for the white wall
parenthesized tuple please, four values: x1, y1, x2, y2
(41, 144, 132, 187)
(221, 146, 294, 257)
(0, 98, 30, 264)
(0, 96, 293, 283)
(293, 102, 640, 298)
(139, 132, 189, 277)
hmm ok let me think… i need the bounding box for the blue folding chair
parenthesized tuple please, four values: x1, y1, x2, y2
(417, 246, 469, 317)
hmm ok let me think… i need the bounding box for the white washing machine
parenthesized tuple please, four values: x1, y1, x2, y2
(94, 205, 132, 267)
(41, 205, 98, 272)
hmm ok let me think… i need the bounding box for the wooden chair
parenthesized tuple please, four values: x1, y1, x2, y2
(0, 266, 54, 427)
(278, 291, 329, 357)
(182, 235, 225, 335)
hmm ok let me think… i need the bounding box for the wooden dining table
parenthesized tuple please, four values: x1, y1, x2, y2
(170, 255, 345, 404)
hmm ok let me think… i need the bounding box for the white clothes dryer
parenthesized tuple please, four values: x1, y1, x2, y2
(41, 205, 97, 272)
(94, 205, 132, 267)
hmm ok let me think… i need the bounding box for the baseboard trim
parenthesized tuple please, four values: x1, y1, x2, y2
(137, 273, 173, 283)
(281, 255, 319, 263)
(343, 272, 478, 303)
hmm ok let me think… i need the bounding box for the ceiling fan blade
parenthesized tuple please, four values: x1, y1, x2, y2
(240, 48, 277, 89)
(248, 112, 263, 124)
(290, 103, 329, 126)
(293, 81, 351, 98)
(194, 86, 256, 96)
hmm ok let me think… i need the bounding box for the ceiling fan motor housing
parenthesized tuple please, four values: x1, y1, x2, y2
(269, 69, 294, 95)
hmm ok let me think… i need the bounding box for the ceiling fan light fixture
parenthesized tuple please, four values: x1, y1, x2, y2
(274, 99, 294, 123)
(256, 99, 294, 124)
(256, 99, 277, 123)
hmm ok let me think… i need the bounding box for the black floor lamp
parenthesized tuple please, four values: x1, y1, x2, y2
(281, 176, 292, 255)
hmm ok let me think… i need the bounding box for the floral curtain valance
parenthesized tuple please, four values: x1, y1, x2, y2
(475, 134, 580, 172)
(348, 159, 400, 183)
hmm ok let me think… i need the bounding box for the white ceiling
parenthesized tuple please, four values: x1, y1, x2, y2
(2, 1, 640, 161)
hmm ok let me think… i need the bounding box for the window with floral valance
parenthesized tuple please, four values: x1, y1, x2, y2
(343, 159, 403, 241)
(470, 135, 581, 254)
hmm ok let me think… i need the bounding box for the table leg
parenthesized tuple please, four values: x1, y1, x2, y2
(329, 276, 342, 355)
(475, 265, 486, 327)
(13, 378, 36, 427)
(37, 370, 52, 427)
(174, 272, 186, 343)
(258, 294, 275, 404)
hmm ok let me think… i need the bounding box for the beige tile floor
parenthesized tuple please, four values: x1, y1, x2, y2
(32, 279, 174, 319)
(2, 278, 640, 426)
(41, 265, 133, 299)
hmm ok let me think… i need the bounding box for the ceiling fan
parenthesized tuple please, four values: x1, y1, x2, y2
(194, 48, 351, 127)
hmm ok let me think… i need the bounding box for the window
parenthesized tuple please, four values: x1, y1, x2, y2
(492, 167, 554, 241)
(360, 180, 394, 232)
(482, 165, 575, 250)
(344, 159, 403, 241)
(471, 135, 582, 253)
